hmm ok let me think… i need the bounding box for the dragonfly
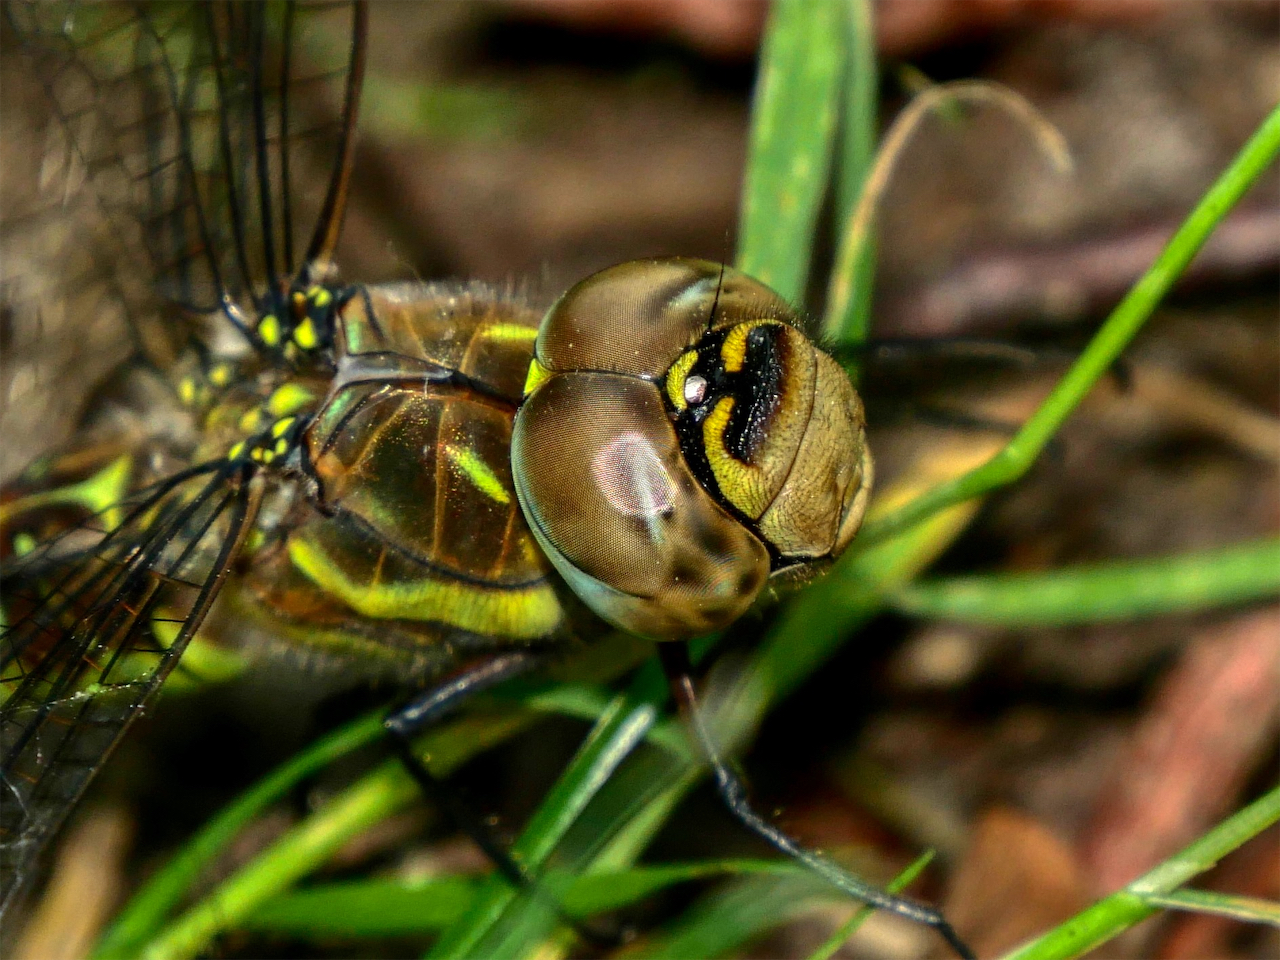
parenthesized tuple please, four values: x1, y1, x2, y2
(0, 3, 971, 955)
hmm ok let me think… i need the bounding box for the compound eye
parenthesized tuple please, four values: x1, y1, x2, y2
(516, 257, 873, 639)
(534, 257, 795, 379)
(512, 371, 769, 640)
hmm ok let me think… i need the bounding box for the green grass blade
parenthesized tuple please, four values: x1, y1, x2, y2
(426, 683, 663, 959)
(93, 710, 386, 960)
(828, 0, 878, 348)
(140, 762, 421, 960)
(130, 708, 536, 960)
(834, 0, 877, 235)
(736, 0, 846, 302)
(1000, 785, 1280, 960)
(245, 877, 481, 938)
(628, 872, 841, 959)
(238, 860, 803, 940)
(561, 859, 798, 917)
(804, 853, 933, 960)
(858, 101, 1280, 549)
(890, 537, 1280, 626)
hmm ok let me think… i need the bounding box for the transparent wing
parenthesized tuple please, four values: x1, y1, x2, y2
(1, 1, 366, 478)
(0, 461, 261, 915)
(0, 0, 367, 911)
(5, 0, 366, 323)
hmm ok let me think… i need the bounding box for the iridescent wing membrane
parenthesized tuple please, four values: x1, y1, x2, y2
(0, 0, 366, 914)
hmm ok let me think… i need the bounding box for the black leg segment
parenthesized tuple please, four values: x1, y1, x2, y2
(384, 650, 622, 950)
(657, 642, 975, 960)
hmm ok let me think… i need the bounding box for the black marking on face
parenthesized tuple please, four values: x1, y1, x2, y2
(723, 324, 785, 464)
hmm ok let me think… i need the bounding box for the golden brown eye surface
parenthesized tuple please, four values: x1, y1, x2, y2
(512, 371, 770, 639)
(513, 257, 872, 639)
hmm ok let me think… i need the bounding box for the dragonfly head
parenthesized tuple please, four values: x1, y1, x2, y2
(513, 258, 872, 640)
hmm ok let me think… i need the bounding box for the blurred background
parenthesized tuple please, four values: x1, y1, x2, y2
(5, 2, 1278, 958)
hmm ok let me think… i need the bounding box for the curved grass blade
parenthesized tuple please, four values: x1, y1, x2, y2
(858, 101, 1280, 549)
(237, 859, 804, 941)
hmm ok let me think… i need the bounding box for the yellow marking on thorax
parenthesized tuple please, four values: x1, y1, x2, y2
(292, 316, 318, 349)
(288, 537, 561, 639)
(259, 314, 281, 346)
(267, 383, 317, 417)
(445, 443, 511, 504)
(483, 323, 539, 343)
(523, 357, 553, 397)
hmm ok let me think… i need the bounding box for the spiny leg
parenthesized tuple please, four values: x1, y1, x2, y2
(657, 642, 976, 960)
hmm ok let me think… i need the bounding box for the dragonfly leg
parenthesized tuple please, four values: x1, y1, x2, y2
(385, 651, 542, 738)
(384, 651, 624, 949)
(657, 642, 976, 960)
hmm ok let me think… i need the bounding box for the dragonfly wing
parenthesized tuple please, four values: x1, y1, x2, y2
(4, 1, 366, 323)
(0, 0, 366, 911)
(0, 462, 261, 915)
(0, 1, 368, 479)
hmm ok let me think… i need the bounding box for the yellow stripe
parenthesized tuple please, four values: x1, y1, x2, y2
(288, 537, 561, 639)
(665, 350, 698, 411)
(720, 319, 776, 373)
(445, 444, 511, 504)
(483, 323, 538, 342)
(0, 455, 134, 533)
(703, 396, 769, 518)
(270, 416, 296, 438)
